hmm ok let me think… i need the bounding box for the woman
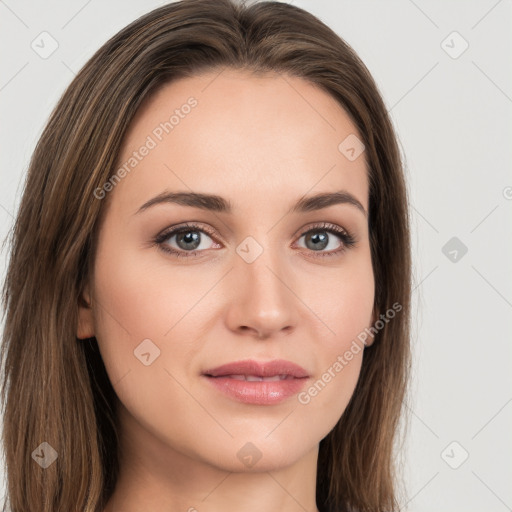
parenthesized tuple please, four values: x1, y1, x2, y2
(0, 0, 411, 511)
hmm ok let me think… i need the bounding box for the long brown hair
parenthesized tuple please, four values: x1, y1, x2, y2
(0, 1, 411, 511)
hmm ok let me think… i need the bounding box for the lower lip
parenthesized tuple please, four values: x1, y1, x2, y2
(203, 376, 308, 405)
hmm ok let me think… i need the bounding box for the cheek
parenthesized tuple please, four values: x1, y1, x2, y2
(309, 249, 375, 349)
(297, 254, 374, 421)
(90, 244, 206, 442)
(91, 234, 218, 390)
(91, 238, 168, 384)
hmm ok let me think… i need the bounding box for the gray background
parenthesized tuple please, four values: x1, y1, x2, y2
(1, 1, 511, 511)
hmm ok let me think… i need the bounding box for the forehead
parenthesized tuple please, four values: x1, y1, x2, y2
(111, 69, 369, 214)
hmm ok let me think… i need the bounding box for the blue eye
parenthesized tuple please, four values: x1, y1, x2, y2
(296, 224, 356, 257)
(154, 223, 218, 259)
(154, 221, 356, 259)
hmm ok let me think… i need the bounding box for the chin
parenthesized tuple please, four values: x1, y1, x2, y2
(198, 432, 317, 473)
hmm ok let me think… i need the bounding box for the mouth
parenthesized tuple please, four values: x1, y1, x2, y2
(203, 358, 309, 379)
(202, 359, 310, 405)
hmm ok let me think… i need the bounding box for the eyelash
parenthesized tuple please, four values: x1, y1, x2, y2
(153, 222, 357, 260)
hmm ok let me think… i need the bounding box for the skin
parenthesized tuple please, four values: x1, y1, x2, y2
(78, 68, 375, 512)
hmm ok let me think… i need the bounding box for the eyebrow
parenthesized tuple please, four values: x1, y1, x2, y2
(135, 190, 367, 217)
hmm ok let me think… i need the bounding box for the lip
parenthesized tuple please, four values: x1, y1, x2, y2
(202, 359, 310, 405)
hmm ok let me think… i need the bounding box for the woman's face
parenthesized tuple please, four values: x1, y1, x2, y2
(79, 68, 375, 472)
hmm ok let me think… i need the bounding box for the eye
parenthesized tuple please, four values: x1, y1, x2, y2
(295, 222, 357, 258)
(154, 223, 220, 259)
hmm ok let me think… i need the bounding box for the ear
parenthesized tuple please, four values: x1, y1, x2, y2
(77, 283, 95, 340)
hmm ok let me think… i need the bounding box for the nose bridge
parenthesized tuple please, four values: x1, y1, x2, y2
(227, 232, 299, 336)
(241, 246, 283, 299)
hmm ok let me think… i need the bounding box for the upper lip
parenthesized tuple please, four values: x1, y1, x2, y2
(203, 359, 309, 378)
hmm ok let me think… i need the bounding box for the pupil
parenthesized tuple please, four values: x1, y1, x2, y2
(177, 231, 200, 250)
(306, 231, 328, 250)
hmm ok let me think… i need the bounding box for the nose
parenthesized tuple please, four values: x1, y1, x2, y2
(224, 246, 300, 340)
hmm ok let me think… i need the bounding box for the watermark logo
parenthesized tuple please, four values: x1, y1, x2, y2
(134, 338, 161, 366)
(237, 442, 263, 468)
(338, 134, 365, 161)
(442, 236, 468, 263)
(441, 31, 469, 60)
(31, 31, 59, 59)
(441, 441, 469, 469)
(32, 441, 58, 469)
(236, 236, 264, 264)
